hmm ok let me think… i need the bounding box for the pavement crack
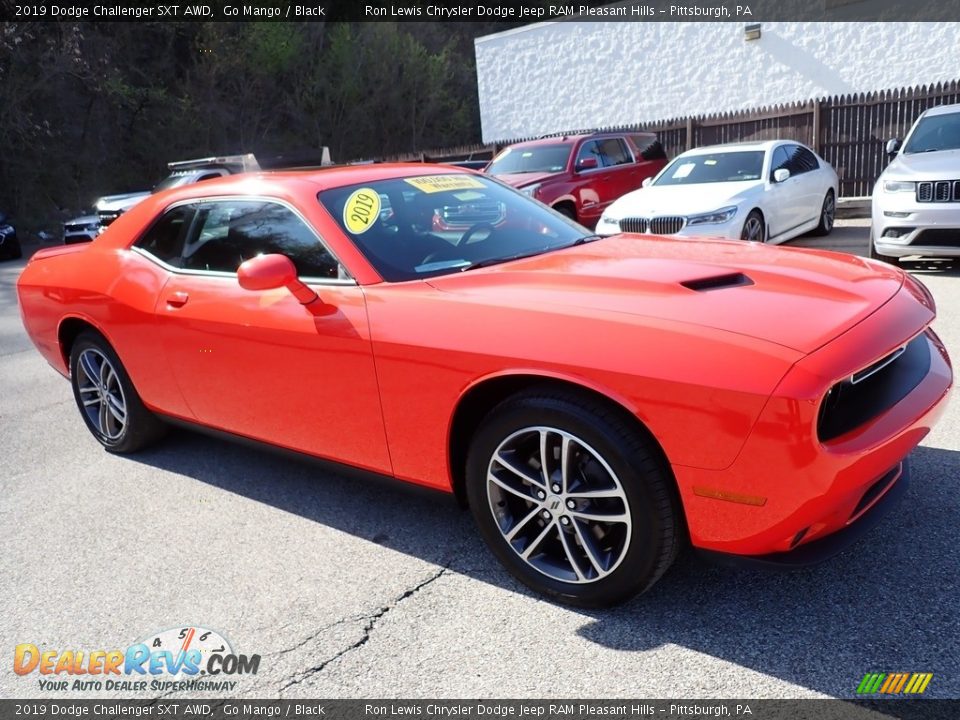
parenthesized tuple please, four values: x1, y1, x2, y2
(279, 564, 449, 692)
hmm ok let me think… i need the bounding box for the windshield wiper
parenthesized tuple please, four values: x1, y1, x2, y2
(460, 248, 552, 271)
(569, 234, 603, 246)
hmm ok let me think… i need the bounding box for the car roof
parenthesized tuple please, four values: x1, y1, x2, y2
(503, 130, 656, 149)
(921, 103, 960, 118)
(677, 140, 791, 156)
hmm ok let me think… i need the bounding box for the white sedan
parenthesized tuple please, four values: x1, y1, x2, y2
(596, 141, 839, 243)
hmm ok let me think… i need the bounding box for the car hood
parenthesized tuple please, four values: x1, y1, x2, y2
(426, 236, 904, 354)
(96, 191, 151, 212)
(886, 148, 960, 180)
(490, 171, 561, 188)
(608, 181, 763, 217)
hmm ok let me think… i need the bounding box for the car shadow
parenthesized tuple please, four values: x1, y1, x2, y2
(126, 430, 960, 699)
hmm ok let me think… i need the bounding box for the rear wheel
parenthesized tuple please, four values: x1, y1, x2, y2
(69, 331, 167, 453)
(811, 190, 835, 236)
(740, 210, 765, 242)
(868, 229, 898, 264)
(465, 389, 680, 607)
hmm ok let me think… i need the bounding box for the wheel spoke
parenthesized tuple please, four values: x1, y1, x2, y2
(505, 507, 541, 543)
(569, 508, 629, 524)
(488, 472, 535, 503)
(539, 429, 552, 487)
(560, 435, 572, 492)
(106, 394, 126, 423)
(521, 519, 557, 560)
(557, 526, 587, 581)
(98, 396, 110, 434)
(494, 451, 544, 488)
(82, 396, 100, 408)
(572, 519, 606, 576)
(567, 488, 624, 500)
(79, 351, 99, 386)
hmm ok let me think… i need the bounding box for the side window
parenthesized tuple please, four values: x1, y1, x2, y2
(196, 172, 223, 182)
(794, 146, 820, 173)
(134, 205, 195, 266)
(630, 134, 667, 161)
(596, 138, 632, 166)
(575, 140, 602, 169)
(181, 200, 339, 278)
(770, 146, 790, 179)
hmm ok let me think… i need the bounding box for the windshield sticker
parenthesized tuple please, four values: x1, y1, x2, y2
(672, 163, 695, 178)
(703, 159, 717, 165)
(453, 190, 484, 201)
(404, 175, 485, 194)
(343, 188, 381, 234)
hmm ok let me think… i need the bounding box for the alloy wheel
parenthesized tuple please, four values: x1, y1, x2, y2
(486, 426, 632, 584)
(76, 348, 127, 440)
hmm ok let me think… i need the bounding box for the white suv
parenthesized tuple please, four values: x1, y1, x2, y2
(871, 103, 960, 262)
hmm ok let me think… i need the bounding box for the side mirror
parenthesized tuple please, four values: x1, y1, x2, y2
(773, 168, 791, 183)
(886, 137, 901, 157)
(576, 156, 599, 172)
(641, 177, 653, 188)
(237, 253, 318, 305)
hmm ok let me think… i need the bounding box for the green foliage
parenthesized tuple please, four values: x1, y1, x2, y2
(0, 21, 515, 234)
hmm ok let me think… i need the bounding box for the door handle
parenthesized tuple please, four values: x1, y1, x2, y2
(165, 291, 189, 308)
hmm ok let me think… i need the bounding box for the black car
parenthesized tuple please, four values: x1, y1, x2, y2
(0, 212, 21, 260)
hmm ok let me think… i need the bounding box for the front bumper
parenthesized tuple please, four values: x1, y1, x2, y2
(676, 284, 952, 559)
(872, 192, 960, 257)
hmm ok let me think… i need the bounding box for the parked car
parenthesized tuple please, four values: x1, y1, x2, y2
(485, 132, 668, 227)
(0, 212, 21, 260)
(17, 166, 951, 606)
(62, 155, 260, 243)
(63, 213, 102, 245)
(871, 103, 960, 262)
(596, 141, 838, 243)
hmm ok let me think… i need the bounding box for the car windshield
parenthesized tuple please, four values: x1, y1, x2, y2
(903, 112, 960, 154)
(486, 144, 571, 175)
(318, 174, 589, 281)
(653, 151, 765, 185)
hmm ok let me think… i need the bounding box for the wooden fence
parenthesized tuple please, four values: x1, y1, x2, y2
(381, 80, 960, 198)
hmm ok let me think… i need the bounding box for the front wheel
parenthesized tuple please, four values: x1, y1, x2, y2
(740, 210, 765, 242)
(811, 190, 835, 236)
(69, 331, 167, 453)
(465, 389, 681, 607)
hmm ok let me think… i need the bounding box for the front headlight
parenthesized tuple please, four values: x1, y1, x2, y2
(686, 206, 738, 226)
(521, 183, 542, 198)
(883, 180, 916, 193)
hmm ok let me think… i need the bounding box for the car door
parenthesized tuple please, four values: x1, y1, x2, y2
(153, 198, 392, 474)
(788, 144, 825, 225)
(596, 137, 639, 205)
(767, 144, 805, 238)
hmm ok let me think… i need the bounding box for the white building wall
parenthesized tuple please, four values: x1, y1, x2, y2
(475, 22, 960, 142)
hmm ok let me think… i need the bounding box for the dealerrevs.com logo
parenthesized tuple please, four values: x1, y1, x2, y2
(14, 626, 260, 692)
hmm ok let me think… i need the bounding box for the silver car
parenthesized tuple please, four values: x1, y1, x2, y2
(872, 103, 960, 261)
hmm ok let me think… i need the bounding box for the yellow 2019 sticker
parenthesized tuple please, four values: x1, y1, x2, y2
(343, 188, 381, 234)
(404, 175, 485, 194)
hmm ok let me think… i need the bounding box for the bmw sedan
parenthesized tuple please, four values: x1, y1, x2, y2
(596, 141, 838, 244)
(16, 165, 951, 606)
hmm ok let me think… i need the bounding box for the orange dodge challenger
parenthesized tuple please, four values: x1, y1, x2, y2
(17, 165, 952, 606)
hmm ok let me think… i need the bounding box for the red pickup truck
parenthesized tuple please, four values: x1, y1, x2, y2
(485, 131, 668, 227)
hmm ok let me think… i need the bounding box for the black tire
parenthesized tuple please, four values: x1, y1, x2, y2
(69, 331, 167, 453)
(740, 210, 765, 242)
(868, 229, 898, 264)
(465, 388, 681, 608)
(810, 190, 835, 236)
(553, 204, 577, 222)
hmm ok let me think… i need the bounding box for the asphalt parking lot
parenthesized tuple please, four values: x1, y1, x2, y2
(1, 221, 957, 701)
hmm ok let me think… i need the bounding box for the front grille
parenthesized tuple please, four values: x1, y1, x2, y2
(620, 218, 648, 233)
(620, 216, 685, 234)
(914, 229, 960, 247)
(817, 334, 931, 442)
(916, 180, 960, 202)
(650, 216, 685, 234)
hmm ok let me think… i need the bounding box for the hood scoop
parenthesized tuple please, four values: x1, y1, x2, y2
(680, 272, 754, 292)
